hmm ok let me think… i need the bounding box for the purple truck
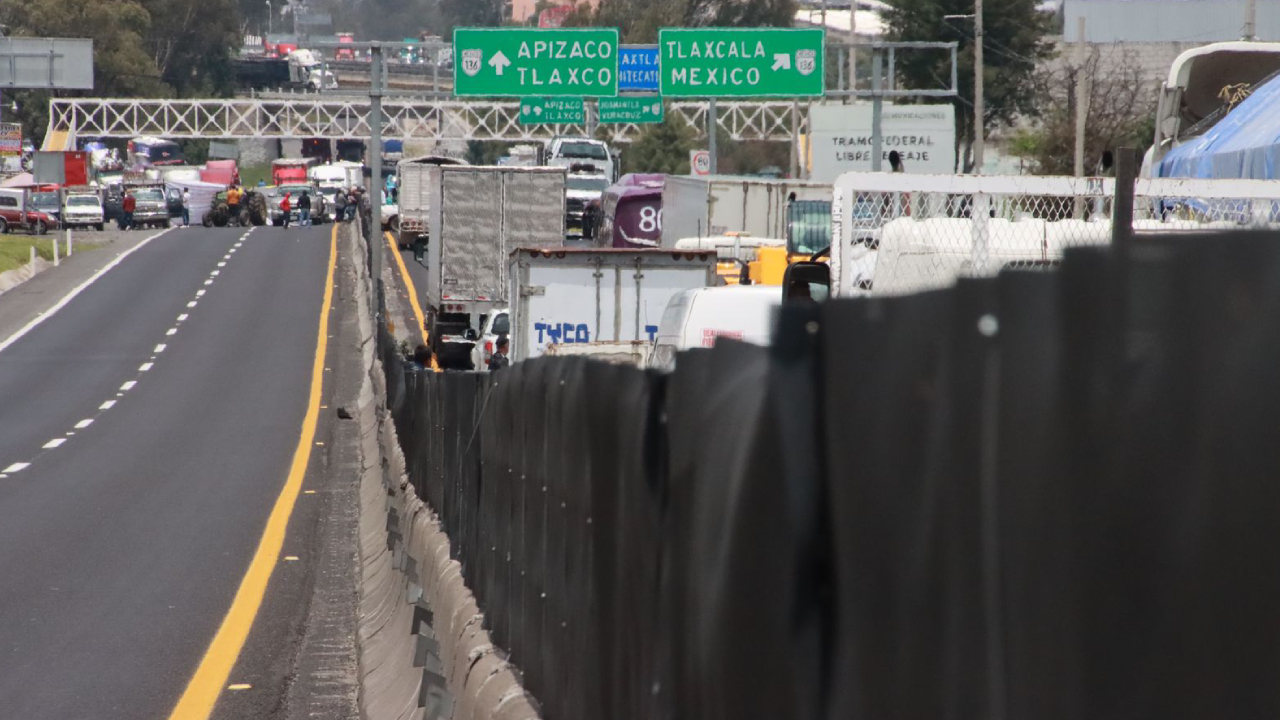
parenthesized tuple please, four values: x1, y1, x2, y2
(595, 173, 664, 248)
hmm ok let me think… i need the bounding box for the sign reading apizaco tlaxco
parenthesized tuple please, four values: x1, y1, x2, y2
(453, 28, 619, 97)
(659, 28, 825, 97)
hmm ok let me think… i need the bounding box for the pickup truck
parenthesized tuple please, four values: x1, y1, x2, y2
(0, 188, 56, 235)
(63, 191, 106, 230)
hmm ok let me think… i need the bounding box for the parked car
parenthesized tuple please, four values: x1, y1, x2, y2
(129, 185, 172, 228)
(63, 192, 106, 230)
(469, 308, 510, 371)
(0, 189, 56, 235)
(31, 191, 62, 227)
(268, 185, 328, 226)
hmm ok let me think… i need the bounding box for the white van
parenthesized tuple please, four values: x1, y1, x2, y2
(649, 285, 782, 370)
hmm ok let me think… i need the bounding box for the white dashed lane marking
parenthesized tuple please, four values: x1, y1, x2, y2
(1, 229, 250, 476)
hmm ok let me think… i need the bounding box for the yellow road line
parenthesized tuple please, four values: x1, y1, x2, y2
(165, 223, 338, 720)
(385, 231, 441, 372)
(384, 231, 428, 345)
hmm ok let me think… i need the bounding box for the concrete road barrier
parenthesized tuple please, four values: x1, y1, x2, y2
(346, 219, 540, 720)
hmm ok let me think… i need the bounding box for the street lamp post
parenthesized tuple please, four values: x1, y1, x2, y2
(944, 7, 985, 174)
(973, 0, 984, 174)
(265, 0, 272, 38)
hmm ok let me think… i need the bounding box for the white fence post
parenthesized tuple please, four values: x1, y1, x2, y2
(971, 192, 991, 276)
(66, 228, 73, 257)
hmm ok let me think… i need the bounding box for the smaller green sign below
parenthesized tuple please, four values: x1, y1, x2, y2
(519, 97, 585, 124)
(599, 96, 664, 124)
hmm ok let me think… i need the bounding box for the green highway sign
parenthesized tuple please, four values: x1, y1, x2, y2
(599, 96, 664, 124)
(658, 28, 825, 98)
(453, 28, 620, 97)
(519, 97, 586, 125)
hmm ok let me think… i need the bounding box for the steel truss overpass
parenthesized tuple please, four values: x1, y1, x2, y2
(45, 98, 810, 146)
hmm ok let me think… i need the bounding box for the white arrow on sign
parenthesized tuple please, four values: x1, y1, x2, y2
(771, 53, 791, 72)
(489, 50, 511, 76)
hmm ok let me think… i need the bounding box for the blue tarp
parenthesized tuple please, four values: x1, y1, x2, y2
(1158, 72, 1280, 180)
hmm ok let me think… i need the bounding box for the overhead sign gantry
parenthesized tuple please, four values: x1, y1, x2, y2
(658, 28, 825, 98)
(452, 28, 620, 97)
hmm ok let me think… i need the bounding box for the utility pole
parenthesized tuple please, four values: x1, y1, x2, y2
(370, 45, 384, 316)
(708, 97, 718, 175)
(849, 2, 857, 94)
(1073, 16, 1088, 179)
(871, 49, 884, 172)
(973, 0, 985, 174)
(1244, 0, 1257, 40)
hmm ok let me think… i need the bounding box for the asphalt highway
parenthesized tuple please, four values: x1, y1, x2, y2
(0, 223, 334, 719)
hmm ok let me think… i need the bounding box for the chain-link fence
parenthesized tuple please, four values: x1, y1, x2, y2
(833, 174, 1280, 297)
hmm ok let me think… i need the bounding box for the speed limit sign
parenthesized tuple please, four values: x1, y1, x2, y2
(690, 150, 711, 176)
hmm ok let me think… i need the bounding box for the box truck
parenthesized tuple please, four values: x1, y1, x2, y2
(423, 165, 566, 368)
(507, 248, 717, 362)
(661, 176, 833, 248)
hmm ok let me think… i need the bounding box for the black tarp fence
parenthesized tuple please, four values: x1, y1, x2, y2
(381, 231, 1280, 720)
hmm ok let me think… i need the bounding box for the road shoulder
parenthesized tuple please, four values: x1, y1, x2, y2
(207, 225, 363, 720)
(0, 229, 167, 349)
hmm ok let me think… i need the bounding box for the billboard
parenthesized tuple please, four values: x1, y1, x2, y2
(538, 5, 574, 28)
(0, 38, 94, 90)
(808, 103, 956, 180)
(0, 123, 21, 157)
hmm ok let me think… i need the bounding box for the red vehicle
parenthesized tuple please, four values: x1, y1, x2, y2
(335, 33, 356, 61)
(201, 159, 240, 187)
(271, 158, 314, 186)
(0, 188, 56, 234)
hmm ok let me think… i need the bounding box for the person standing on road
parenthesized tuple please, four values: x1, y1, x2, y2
(333, 188, 348, 223)
(358, 187, 372, 223)
(298, 191, 311, 227)
(488, 336, 511, 371)
(226, 185, 242, 220)
(280, 192, 292, 229)
(181, 188, 191, 227)
(121, 191, 136, 231)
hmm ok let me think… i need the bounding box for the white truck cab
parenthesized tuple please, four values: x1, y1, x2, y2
(546, 137, 615, 182)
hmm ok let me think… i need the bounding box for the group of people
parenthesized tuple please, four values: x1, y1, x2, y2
(332, 186, 366, 223)
(408, 336, 510, 374)
(277, 186, 365, 228)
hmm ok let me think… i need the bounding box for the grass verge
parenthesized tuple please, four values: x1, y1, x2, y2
(0, 235, 101, 275)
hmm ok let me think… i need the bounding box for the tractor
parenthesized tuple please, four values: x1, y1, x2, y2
(202, 189, 269, 227)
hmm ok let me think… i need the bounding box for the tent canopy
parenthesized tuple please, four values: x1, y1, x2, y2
(1159, 72, 1280, 180)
